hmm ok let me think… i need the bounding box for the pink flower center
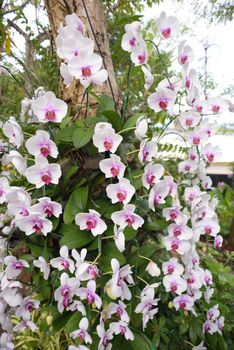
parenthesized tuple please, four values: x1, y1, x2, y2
(147, 303, 153, 311)
(212, 105, 220, 113)
(110, 165, 120, 177)
(41, 170, 52, 185)
(40, 145, 50, 157)
(170, 211, 178, 220)
(82, 66, 92, 77)
(180, 55, 188, 64)
(146, 173, 156, 185)
(207, 153, 214, 162)
(179, 301, 187, 309)
(129, 37, 136, 47)
(186, 78, 190, 89)
(173, 228, 181, 237)
(120, 325, 126, 335)
(138, 54, 145, 64)
(0, 188, 4, 197)
(61, 286, 70, 297)
(63, 297, 69, 308)
(19, 207, 29, 216)
(117, 190, 127, 203)
(13, 261, 24, 270)
(73, 50, 79, 56)
(125, 214, 134, 227)
(44, 204, 53, 217)
(184, 165, 190, 171)
(45, 110, 56, 121)
(26, 301, 34, 312)
(193, 136, 200, 145)
(190, 154, 196, 160)
(103, 139, 113, 151)
(103, 336, 110, 347)
(32, 219, 43, 234)
(142, 149, 149, 162)
(159, 99, 168, 109)
(161, 27, 171, 38)
(154, 194, 161, 205)
(186, 118, 193, 126)
(87, 265, 98, 279)
(171, 283, 177, 292)
(86, 217, 97, 230)
(78, 330, 85, 340)
(61, 259, 70, 270)
(171, 241, 179, 251)
(187, 278, 195, 284)
(204, 323, 211, 332)
(116, 306, 124, 316)
(87, 292, 95, 304)
(168, 266, 175, 274)
(205, 226, 212, 235)
(188, 194, 195, 201)
(196, 105, 203, 113)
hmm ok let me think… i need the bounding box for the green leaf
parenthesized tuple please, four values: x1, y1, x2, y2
(59, 224, 95, 249)
(144, 220, 168, 231)
(100, 242, 126, 272)
(63, 165, 79, 187)
(63, 186, 89, 224)
(97, 94, 115, 114)
(102, 110, 123, 132)
(64, 312, 82, 333)
(123, 114, 140, 130)
(129, 329, 155, 350)
(125, 227, 137, 241)
(72, 127, 93, 149)
(52, 311, 72, 332)
(55, 126, 74, 143)
(128, 243, 157, 267)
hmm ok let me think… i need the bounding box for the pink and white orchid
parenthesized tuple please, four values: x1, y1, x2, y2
(4, 256, 29, 280)
(50, 246, 75, 273)
(156, 11, 179, 39)
(2, 117, 23, 148)
(33, 256, 50, 280)
(25, 156, 61, 188)
(68, 53, 108, 88)
(147, 87, 176, 113)
(99, 154, 126, 179)
(75, 210, 107, 236)
(16, 213, 52, 236)
(30, 197, 62, 218)
(93, 127, 123, 153)
(32, 91, 67, 123)
(111, 204, 144, 230)
(106, 178, 135, 204)
(25, 130, 58, 158)
(142, 163, 164, 189)
(70, 317, 92, 344)
(76, 280, 102, 309)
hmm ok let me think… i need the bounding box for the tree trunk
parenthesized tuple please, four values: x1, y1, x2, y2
(44, 0, 121, 116)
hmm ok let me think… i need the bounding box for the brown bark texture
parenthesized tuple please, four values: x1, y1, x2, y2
(44, 0, 121, 116)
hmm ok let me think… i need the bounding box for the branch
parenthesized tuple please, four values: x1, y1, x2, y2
(36, 31, 50, 44)
(7, 18, 29, 42)
(7, 18, 49, 45)
(2, 0, 30, 15)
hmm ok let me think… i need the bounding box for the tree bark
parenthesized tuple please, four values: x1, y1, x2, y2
(44, 0, 121, 116)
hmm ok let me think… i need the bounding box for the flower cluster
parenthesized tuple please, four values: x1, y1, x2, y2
(0, 10, 232, 350)
(56, 13, 108, 88)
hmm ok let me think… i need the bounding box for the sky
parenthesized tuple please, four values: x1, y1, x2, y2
(4, 0, 234, 124)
